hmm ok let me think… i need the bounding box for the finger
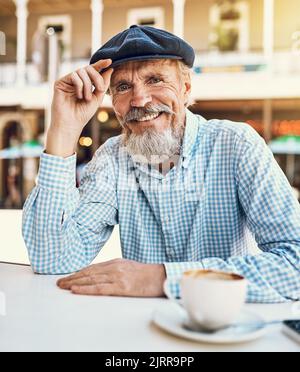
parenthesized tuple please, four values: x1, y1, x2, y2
(57, 271, 90, 287)
(58, 276, 94, 290)
(71, 283, 117, 296)
(77, 68, 93, 101)
(70, 71, 84, 99)
(56, 260, 120, 287)
(91, 58, 112, 72)
(86, 65, 105, 93)
(58, 274, 113, 290)
(57, 271, 89, 287)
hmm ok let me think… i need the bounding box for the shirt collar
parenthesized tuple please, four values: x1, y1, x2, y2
(181, 108, 205, 168)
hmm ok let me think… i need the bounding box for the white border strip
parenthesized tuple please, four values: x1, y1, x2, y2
(0, 291, 6, 316)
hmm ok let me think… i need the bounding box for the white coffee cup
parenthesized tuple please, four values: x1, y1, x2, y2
(164, 269, 248, 331)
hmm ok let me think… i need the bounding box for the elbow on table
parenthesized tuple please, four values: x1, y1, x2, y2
(29, 250, 91, 275)
(29, 263, 66, 276)
(29, 259, 75, 276)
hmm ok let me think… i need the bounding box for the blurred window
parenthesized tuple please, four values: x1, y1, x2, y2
(0, 31, 6, 56)
(209, 0, 249, 53)
(127, 7, 165, 29)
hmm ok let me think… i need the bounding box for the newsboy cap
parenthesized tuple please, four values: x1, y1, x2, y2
(90, 25, 195, 70)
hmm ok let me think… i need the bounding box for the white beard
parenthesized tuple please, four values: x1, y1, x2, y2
(122, 127, 183, 165)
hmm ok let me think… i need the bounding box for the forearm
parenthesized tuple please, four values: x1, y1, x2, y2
(22, 152, 82, 273)
(164, 247, 300, 303)
(45, 126, 78, 158)
(22, 148, 118, 275)
(23, 186, 115, 275)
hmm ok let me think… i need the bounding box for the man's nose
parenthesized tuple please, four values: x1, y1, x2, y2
(130, 86, 152, 107)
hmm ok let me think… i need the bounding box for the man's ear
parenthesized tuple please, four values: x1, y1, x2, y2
(183, 79, 192, 107)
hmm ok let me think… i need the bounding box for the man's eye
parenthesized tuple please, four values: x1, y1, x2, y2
(117, 84, 130, 92)
(149, 77, 162, 84)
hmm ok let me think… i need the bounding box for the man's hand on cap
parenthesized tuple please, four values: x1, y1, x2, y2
(46, 59, 114, 158)
(68, 58, 113, 102)
(51, 59, 113, 138)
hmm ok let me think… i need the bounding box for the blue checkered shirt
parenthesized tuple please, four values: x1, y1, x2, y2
(22, 109, 300, 303)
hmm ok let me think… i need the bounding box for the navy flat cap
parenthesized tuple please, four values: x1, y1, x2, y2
(90, 25, 195, 70)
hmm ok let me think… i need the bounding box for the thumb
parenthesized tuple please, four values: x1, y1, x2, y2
(94, 68, 114, 104)
(91, 58, 112, 72)
(102, 68, 114, 90)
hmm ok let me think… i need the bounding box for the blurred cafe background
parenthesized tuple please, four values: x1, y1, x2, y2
(0, 0, 300, 262)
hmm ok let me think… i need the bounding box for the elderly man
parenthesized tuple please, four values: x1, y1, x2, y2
(23, 26, 300, 303)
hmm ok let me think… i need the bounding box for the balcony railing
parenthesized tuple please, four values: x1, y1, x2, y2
(193, 50, 300, 75)
(0, 64, 17, 86)
(0, 59, 90, 87)
(1, 52, 300, 88)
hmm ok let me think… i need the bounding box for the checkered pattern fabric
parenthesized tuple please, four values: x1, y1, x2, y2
(22, 109, 300, 303)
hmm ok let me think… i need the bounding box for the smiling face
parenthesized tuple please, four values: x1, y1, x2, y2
(109, 59, 191, 164)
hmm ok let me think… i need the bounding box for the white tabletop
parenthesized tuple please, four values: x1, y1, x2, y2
(0, 262, 299, 352)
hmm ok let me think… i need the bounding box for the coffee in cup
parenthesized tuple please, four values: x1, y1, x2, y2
(164, 269, 248, 331)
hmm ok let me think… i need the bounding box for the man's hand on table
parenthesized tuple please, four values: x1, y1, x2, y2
(57, 259, 167, 297)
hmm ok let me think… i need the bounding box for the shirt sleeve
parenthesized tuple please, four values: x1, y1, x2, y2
(164, 129, 300, 303)
(22, 146, 118, 275)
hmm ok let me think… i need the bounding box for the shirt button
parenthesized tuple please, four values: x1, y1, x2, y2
(164, 216, 170, 223)
(167, 248, 175, 258)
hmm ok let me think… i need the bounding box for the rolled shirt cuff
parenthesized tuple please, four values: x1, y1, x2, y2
(36, 151, 77, 192)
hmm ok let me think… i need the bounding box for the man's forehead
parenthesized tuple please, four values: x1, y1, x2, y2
(111, 59, 176, 81)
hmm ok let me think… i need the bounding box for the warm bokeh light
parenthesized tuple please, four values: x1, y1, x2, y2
(247, 120, 300, 137)
(97, 110, 109, 123)
(79, 137, 93, 147)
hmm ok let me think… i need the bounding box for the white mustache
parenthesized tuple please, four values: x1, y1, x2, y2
(121, 104, 175, 126)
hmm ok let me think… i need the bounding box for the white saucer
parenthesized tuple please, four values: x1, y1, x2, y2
(152, 302, 269, 345)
